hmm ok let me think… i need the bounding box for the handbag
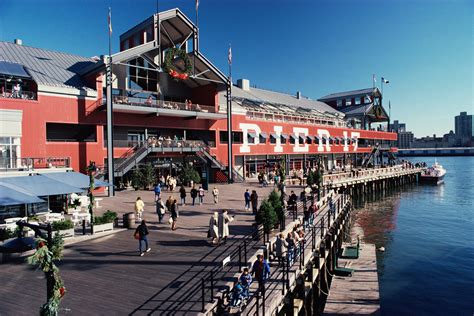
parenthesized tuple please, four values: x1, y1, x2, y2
(207, 229, 211, 238)
(134, 231, 140, 240)
(168, 217, 173, 225)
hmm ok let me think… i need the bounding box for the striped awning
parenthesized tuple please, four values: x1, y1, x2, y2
(248, 132, 257, 138)
(260, 132, 268, 139)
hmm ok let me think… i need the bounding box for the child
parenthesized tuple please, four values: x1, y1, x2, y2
(239, 268, 252, 298)
(230, 282, 244, 307)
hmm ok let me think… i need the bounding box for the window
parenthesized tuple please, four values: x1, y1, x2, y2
(46, 123, 97, 142)
(0, 137, 20, 169)
(345, 99, 352, 106)
(219, 131, 243, 144)
(355, 98, 361, 105)
(128, 58, 158, 92)
(337, 99, 342, 107)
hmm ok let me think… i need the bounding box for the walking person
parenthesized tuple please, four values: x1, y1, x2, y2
(134, 220, 151, 256)
(156, 197, 165, 224)
(251, 254, 270, 293)
(134, 197, 145, 221)
(154, 184, 161, 201)
(198, 186, 205, 205)
(275, 233, 288, 266)
(250, 190, 259, 214)
(286, 232, 296, 265)
(218, 209, 235, 244)
(179, 185, 187, 206)
(208, 211, 219, 245)
(191, 185, 198, 206)
(212, 187, 219, 204)
(244, 189, 251, 211)
(170, 198, 178, 230)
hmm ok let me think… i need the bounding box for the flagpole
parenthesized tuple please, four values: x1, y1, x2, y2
(194, 0, 199, 76)
(227, 44, 233, 183)
(106, 7, 115, 196)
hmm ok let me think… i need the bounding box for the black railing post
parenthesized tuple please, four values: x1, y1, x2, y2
(244, 239, 248, 265)
(286, 255, 290, 290)
(210, 271, 214, 302)
(328, 207, 331, 227)
(201, 278, 205, 312)
(239, 245, 242, 272)
(312, 226, 316, 251)
(256, 290, 260, 316)
(282, 259, 286, 295)
(320, 219, 324, 240)
(82, 219, 86, 235)
(262, 287, 266, 316)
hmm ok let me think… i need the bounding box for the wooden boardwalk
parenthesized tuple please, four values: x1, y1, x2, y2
(323, 243, 380, 315)
(0, 182, 275, 316)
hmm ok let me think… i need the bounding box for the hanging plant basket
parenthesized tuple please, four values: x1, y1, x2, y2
(163, 48, 192, 80)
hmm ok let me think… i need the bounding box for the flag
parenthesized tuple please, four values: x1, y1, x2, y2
(196, 0, 199, 11)
(372, 74, 376, 86)
(382, 77, 389, 84)
(108, 7, 112, 35)
(228, 44, 232, 65)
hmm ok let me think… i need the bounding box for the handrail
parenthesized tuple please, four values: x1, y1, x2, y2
(1, 89, 36, 100)
(111, 95, 217, 113)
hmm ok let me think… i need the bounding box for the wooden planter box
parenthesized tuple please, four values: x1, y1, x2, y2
(93, 222, 114, 234)
(53, 228, 75, 238)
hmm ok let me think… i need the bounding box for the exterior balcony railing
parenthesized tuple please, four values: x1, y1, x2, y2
(1, 89, 37, 100)
(246, 110, 347, 128)
(0, 157, 70, 172)
(111, 96, 216, 113)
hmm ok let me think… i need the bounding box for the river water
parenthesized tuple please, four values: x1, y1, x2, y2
(353, 156, 474, 316)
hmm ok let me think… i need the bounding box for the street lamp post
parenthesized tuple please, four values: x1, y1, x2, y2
(87, 161, 97, 234)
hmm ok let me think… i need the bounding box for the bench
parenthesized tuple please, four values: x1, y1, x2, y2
(341, 238, 360, 259)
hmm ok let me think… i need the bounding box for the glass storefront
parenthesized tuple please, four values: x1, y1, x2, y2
(0, 137, 20, 169)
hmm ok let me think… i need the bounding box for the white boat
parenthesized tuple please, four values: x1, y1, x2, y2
(420, 161, 446, 185)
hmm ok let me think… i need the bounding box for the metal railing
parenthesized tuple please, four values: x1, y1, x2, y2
(111, 96, 217, 113)
(1, 89, 36, 100)
(0, 157, 70, 171)
(243, 193, 350, 315)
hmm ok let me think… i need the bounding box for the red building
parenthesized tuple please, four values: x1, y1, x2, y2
(0, 8, 396, 185)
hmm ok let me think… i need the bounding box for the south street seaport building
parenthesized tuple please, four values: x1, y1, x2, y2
(0, 8, 396, 188)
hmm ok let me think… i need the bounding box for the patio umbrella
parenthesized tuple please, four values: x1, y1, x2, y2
(0, 183, 44, 206)
(0, 237, 36, 253)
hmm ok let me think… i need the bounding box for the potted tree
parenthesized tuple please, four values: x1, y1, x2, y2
(131, 167, 143, 191)
(268, 190, 284, 229)
(256, 200, 278, 234)
(179, 164, 201, 187)
(141, 163, 156, 190)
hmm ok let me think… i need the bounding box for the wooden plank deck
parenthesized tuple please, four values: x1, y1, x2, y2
(323, 243, 380, 315)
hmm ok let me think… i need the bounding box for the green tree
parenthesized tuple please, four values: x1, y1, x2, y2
(131, 167, 142, 190)
(256, 200, 278, 233)
(179, 164, 201, 186)
(268, 190, 284, 225)
(141, 163, 156, 189)
(306, 169, 315, 187)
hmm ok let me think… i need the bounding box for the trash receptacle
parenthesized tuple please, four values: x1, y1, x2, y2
(123, 213, 128, 228)
(123, 212, 136, 229)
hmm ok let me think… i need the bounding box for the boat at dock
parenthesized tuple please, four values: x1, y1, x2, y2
(420, 161, 446, 185)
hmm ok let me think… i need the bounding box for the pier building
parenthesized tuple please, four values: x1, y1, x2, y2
(0, 8, 397, 186)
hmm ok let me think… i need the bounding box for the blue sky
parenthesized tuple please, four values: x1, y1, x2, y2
(1, 0, 472, 137)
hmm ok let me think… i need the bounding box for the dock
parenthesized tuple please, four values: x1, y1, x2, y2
(323, 243, 380, 315)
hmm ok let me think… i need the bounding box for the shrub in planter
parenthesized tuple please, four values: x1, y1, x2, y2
(94, 210, 118, 225)
(306, 170, 315, 187)
(52, 220, 74, 231)
(102, 210, 118, 223)
(256, 200, 278, 233)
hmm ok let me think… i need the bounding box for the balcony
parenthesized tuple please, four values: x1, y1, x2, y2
(110, 96, 226, 120)
(0, 157, 71, 173)
(1, 89, 36, 101)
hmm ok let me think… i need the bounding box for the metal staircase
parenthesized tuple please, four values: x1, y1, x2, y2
(361, 144, 381, 167)
(98, 141, 244, 182)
